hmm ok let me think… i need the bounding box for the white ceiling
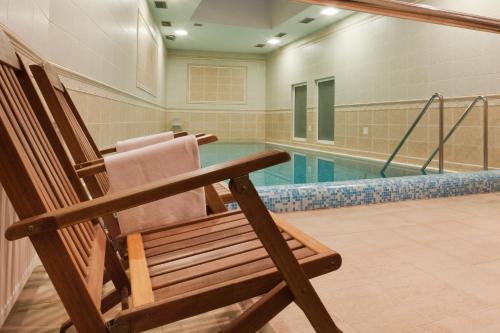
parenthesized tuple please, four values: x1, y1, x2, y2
(148, 0, 352, 54)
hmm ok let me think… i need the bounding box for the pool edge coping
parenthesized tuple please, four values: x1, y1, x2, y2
(243, 170, 500, 213)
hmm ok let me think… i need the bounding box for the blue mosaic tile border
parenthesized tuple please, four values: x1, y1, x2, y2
(228, 171, 500, 213)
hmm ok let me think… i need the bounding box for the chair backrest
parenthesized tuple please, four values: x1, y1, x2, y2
(0, 30, 110, 332)
(30, 64, 125, 237)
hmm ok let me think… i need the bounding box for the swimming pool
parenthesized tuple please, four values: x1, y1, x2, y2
(200, 143, 431, 186)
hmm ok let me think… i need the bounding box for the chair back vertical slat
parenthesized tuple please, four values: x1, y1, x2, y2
(5, 67, 77, 197)
(0, 30, 109, 332)
(30, 64, 122, 238)
(0, 68, 74, 207)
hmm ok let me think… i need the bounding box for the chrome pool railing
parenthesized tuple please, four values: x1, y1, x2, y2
(422, 96, 489, 172)
(381, 93, 444, 175)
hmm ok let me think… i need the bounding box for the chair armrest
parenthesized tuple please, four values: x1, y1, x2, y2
(99, 146, 117, 155)
(174, 131, 188, 138)
(76, 134, 218, 178)
(99, 132, 190, 155)
(6, 150, 290, 240)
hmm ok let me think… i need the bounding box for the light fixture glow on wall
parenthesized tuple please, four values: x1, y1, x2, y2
(174, 29, 188, 36)
(321, 7, 339, 16)
(267, 38, 281, 45)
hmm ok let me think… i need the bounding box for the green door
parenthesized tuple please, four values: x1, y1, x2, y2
(293, 85, 307, 139)
(318, 79, 335, 141)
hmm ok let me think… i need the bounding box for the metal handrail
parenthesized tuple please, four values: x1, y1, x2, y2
(381, 93, 444, 175)
(422, 96, 489, 171)
(298, 0, 500, 35)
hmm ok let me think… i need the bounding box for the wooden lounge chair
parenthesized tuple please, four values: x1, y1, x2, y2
(29, 62, 234, 239)
(0, 31, 342, 332)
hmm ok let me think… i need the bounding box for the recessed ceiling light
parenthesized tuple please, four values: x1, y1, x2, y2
(267, 38, 281, 45)
(165, 34, 176, 41)
(275, 32, 287, 38)
(255, 44, 265, 48)
(321, 7, 340, 16)
(174, 29, 188, 36)
(194, 23, 203, 27)
(161, 21, 171, 27)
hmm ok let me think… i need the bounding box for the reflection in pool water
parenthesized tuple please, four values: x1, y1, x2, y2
(200, 142, 430, 187)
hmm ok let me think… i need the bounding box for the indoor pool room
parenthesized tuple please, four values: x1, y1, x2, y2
(1, 1, 500, 333)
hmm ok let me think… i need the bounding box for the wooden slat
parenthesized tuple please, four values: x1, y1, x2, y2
(151, 239, 303, 289)
(141, 210, 242, 242)
(86, 226, 107, 308)
(127, 233, 154, 307)
(144, 225, 254, 253)
(145, 231, 259, 263)
(59, 229, 86, 278)
(148, 233, 292, 275)
(143, 218, 249, 249)
(154, 247, 316, 300)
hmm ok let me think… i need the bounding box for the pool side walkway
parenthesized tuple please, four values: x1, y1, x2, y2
(2, 193, 500, 332)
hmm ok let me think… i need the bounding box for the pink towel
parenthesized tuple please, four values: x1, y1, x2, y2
(104, 135, 206, 234)
(116, 131, 175, 153)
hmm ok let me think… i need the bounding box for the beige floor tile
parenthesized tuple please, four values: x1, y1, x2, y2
(3, 193, 500, 332)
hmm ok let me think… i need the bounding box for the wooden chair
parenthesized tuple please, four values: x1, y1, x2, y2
(29, 62, 234, 240)
(0, 30, 342, 332)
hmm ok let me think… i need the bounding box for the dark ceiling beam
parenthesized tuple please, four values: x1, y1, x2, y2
(296, 0, 500, 34)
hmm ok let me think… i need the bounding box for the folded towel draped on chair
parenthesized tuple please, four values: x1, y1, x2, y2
(104, 135, 206, 234)
(116, 131, 175, 153)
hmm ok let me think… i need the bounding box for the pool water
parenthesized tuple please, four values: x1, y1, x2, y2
(200, 143, 429, 187)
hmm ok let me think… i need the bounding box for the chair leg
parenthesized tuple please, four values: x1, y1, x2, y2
(59, 319, 73, 333)
(220, 282, 293, 333)
(229, 176, 342, 333)
(205, 184, 227, 213)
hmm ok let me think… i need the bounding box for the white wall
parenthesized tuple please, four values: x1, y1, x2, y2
(0, 0, 168, 326)
(0, 0, 167, 106)
(166, 50, 266, 112)
(164, 50, 266, 141)
(266, 0, 500, 110)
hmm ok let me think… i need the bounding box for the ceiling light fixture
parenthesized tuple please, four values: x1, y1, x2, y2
(321, 7, 340, 16)
(267, 38, 281, 45)
(174, 29, 188, 36)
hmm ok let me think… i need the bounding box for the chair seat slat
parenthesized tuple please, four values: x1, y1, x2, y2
(150, 239, 302, 287)
(154, 247, 316, 300)
(146, 231, 259, 266)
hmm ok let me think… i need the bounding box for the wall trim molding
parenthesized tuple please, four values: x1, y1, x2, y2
(169, 49, 266, 63)
(166, 108, 266, 114)
(267, 93, 500, 113)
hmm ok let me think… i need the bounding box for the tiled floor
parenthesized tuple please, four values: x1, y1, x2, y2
(2, 193, 500, 332)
